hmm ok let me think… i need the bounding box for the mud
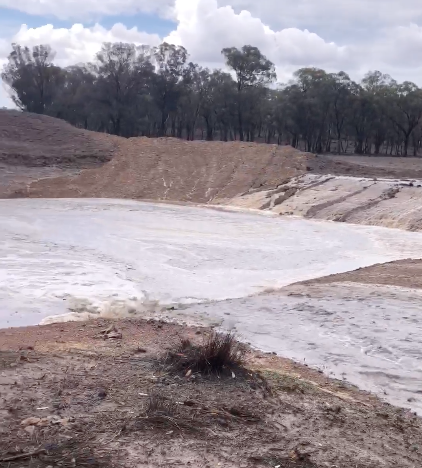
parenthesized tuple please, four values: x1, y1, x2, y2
(1, 318, 421, 468)
(2, 199, 422, 415)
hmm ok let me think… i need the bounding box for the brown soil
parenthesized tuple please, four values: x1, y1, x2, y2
(301, 258, 422, 290)
(0, 110, 118, 168)
(25, 144, 422, 203)
(1, 318, 421, 468)
(319, 155, 422, 180)
(2, 112, 422, 467)
(2, 110, 422, 202)
(0, 163, 80, 198)
(25, 138, 314, 202)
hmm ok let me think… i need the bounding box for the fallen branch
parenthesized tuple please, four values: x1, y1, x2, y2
(1, 448, 46, 462)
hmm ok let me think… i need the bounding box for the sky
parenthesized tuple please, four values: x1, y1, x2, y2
(1, 0, 422, 107)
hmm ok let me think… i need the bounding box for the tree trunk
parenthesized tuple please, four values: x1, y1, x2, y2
(223, 126, 228, 142)
(159, 112, 167, 137)
(238, 108, 244, 141)
(206, 126, 213, 141)
(403, 134, 410, 157)
(177, 122, 183, 139)
(355, 139, 364, 155)
(325, 138, 332, 153)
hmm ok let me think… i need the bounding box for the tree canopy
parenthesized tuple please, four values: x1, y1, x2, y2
(3, 41, 422, 155)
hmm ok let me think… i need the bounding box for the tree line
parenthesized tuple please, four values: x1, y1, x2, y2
(3, 41, 422, 156)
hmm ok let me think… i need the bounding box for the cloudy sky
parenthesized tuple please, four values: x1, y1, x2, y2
(1, 0, 422, 107)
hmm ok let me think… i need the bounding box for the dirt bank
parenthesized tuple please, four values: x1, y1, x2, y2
(3, 110, 422, 231)
(1, 318, 421, 468)
(0, 110, 120, 198)
(314, 154, 422, 180)
(21, 143, 422, 205)
(0, 163, 81, 198)
(298, 258, 422, 289)
(0, 110, 118, 168)
(24, 137, 315, 202)
(227, 173, 422, 231)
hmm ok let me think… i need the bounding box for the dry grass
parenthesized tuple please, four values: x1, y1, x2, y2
(135, 391, 201, 433)
(166, 332, 246, 376)
(250, 451, 319, 468)
(145, 391, 178, 418)
(0, 439, 110, 467)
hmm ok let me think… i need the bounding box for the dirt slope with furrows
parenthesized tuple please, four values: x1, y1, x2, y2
(26, 137, 316, 202)
(0, 110, 118, 167)
(228, 173, 422, 231)
(4, 110, 422, 214)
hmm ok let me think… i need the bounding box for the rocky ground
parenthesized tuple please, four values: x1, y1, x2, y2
(1, 318, 422, 468)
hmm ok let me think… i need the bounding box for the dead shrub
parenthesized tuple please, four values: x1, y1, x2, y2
(0, 439, 109, 467)
(136, 391, 201, 433)
(166, 331, 245, 375)
(250, 452, 318, 468)
(41, 440, 107, 468)
(145, 391, 178, 418)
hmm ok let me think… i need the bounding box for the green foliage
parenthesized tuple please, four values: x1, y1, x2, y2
(3, 40, 422, 155)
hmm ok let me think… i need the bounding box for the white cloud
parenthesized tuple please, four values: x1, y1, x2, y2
(165, 0, 351, 69)
(2, 0, 422, 41)
(218, 0, 422, 41)
(10, 23, 161, 66)
(0, 38, 12, 107)
(0, 0, 176, 20)
(372, 23, 422, 69)
(1, 0, 351, 75)
(0, 85, 11, 108)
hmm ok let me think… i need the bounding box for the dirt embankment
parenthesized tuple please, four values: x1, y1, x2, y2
(24, 137, 315, 202)
(21, 133, 422, 205)
(0, 110, 119, 198)
(0, 110, 118, 167)
(0, 110, 336, 202)
(4, 110, 422, 231)
(228, 172, 422, 231)
(313, 154, 422, 180)
(1, 318, 421, 468)
(300, 258, 422, 289)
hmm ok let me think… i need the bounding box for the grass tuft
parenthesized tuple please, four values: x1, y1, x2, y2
(146, 391, 178, 418)
(167, 331, 245, 375)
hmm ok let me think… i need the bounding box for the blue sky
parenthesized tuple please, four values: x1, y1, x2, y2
(0, 8, 72, 32)
(0, 7, 175, 32)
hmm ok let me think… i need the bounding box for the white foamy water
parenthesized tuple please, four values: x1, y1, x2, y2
(1, 198, 422, 412)
(174, 283, 422, 414)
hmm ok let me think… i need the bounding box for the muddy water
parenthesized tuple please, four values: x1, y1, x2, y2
(1, 199, 422, 412)
(174, 283, 422, 414)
